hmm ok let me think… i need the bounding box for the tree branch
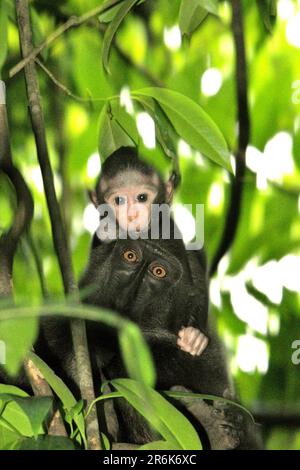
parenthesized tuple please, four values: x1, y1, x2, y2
(23, 358, 67, 436)
(15, 0, 101, 450)
(253, 409, 300, 428)
(10, 0, 125, 78)
(26, 233, 49, 299)
(210, 0, 250, 276)
(0, 80, 66, 436)
(35, 27, 163, 101)
(0, 82, 34, 295)
(35, 58, 90, 102)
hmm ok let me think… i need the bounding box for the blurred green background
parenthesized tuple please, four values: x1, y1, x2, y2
(0, 0, 300, 450)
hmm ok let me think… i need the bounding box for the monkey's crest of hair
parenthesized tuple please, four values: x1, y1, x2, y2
(102, 147, 161, 178)
(96, 146, 165, 200)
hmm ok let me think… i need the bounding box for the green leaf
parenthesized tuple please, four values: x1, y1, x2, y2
(135, 96, 178, 160)
(269, 0, 277, 16)
(110, 100, 139, 144)
(179, 0, 208, 37)
(119, 323, 156, 387)
(102, 0, 140, 73)
(179, 0, 218, 36)
(256, 0, 277, 33)
(64, 399, 84, 426)
(0, 399, 35, 437)
(27, 351, 87, 448)
(3, 0, 15, 22)
(133, 88, 231, 172)
(0, 384, 29, 397)
(70, 28, 113, 99)
(17, 396, 52, 436)
(98, 103, 136, 161)
(99, 2, 124, 23)
(0, 420, 21, 449)
(164, 391, 255, 423)
(197, 0, 218, 15)
(0, 0, 8, 75)
(70, 399, 84, 418)
(101, 432, 111, 450)
(0, 317, 38, 376)
(0, 394, 52, 437)
(111, 378, 202, 450)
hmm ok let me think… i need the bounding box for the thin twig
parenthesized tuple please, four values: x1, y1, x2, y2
(36, 47, 162, 103)
(34, 18, 163, 102)
(210, 0, 250, 276)
(15, 0, 101, 450)
(35, 59, 89, 102)
(35, 58, 108, 103)
(10, 0, 125, 78)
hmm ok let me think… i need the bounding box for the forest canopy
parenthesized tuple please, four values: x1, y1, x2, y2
(0, 0, 299, 451)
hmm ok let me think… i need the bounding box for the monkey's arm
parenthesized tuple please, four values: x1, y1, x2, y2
(186, 249, 209, 325)
(178, 291, 209, 356)
(176, 249, 209, 356)
(141, 322, 208, 357)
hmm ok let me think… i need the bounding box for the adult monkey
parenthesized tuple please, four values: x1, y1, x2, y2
(36, 147, 259, 448)
(88, 146, 208, 357)
(0, 147, 258, 448)
(77, 147, 249, 447)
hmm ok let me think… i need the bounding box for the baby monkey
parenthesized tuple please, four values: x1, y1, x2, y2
(89, 147, 173, 237)
(89, 147, 208, 357)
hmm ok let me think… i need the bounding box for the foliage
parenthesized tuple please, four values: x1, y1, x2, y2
(0, 0, 299, 450)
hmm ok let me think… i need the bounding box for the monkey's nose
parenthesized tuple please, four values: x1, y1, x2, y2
(127, 205, 138, 221)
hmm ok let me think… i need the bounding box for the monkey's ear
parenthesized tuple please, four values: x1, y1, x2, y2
(166, 170, 181, 203)
(165, 178, 175, 204)
(88, 190, 99, 208)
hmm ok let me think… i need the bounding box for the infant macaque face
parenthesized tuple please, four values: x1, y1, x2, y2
(105, 172, 158, 233)
(105, 183, 158, 233)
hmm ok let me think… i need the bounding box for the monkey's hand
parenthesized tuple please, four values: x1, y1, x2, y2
(177, 326, 209, 356)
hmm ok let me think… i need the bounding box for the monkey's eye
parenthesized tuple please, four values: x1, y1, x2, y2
(137, 193, 148, 203)
(122, 249, 139, 263)
(151, 265, 167, 278)
(115, 196, 126, 206)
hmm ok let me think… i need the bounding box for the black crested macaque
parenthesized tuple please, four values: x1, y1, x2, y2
(17, 147, 258, 448)
(76, 147, 248, 447)
(88, 147, 209, 357)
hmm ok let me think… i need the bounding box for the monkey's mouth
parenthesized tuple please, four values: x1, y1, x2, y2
(129, 224, 141, 232)
(118, 217, 149, 234)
